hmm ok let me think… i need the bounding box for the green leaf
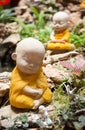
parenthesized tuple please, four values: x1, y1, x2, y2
(79, 116, 85, 126)
(31, 6, 39, 19)
(62, 113, 68, 120)
(0, 8, 15, 23)
(73, 122, 82, 129)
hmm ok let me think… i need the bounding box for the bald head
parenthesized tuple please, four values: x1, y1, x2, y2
(12, 37, 45, 74)
(53, 11, 70, 22)
(16, 37, 45, 55)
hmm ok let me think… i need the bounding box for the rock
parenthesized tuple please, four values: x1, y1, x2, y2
(70, 12, 81, 27)
(2, 34, 20, 45)
(0, 105, 17, 118)
(0, 71, 11, 97)
(0, 23, 19, 42)
(0, 83, 9, 97)
(43, 51, 79, 64)
(67, 3, 80, 12)
(43, 64, 71, 83)
(0, 34, 19, 70)
(0, 104, 54, 129)
(0, 118, 14, 128)
(15, 5, 33, 23)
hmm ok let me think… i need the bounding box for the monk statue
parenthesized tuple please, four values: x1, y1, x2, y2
(46, 11, 75, 52)
(9, 37, 53, 110)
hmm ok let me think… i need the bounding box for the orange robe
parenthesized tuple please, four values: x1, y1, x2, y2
(9, 67, 52, 109)
(80, 0, 85, 9)
(47, 29, 74, 51)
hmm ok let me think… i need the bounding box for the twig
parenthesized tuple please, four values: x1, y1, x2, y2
(63, 83, 76, 97)
(75, 109, 85, 116)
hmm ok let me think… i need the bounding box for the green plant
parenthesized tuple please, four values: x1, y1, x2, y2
(51, 71, 85, 129)
(35, 26, 52, 43)
(20, 23, 36, 39)
(9, 115, 29, 130)
(12, 17, 36, 39)
(60, 95, 85, 130)
(70, 32, 85, 47)
(14, 7, 53, 43)
(0, 8, 15, 23)
(70, 18, 85, 47)
(31, 7, 51, 29)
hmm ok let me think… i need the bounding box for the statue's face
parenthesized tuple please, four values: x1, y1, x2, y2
(15, 38, 45, 74)
(53, 12, 69, 32)
(16, 49, 44, 74)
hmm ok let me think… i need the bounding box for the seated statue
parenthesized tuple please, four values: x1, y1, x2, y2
(9, 37, 53, 110)
(46, 11, 75, 51)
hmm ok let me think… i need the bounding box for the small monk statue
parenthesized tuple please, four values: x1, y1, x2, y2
(9, 37, 53, 110)
(46, 11, 75, 51)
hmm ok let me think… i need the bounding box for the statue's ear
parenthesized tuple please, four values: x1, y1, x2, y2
(11, 52, 17, 61)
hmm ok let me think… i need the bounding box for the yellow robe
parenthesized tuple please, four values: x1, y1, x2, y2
(9, 67, 53, 109)
(80, 0, 85, 9)
(47, 29, 74, 51)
